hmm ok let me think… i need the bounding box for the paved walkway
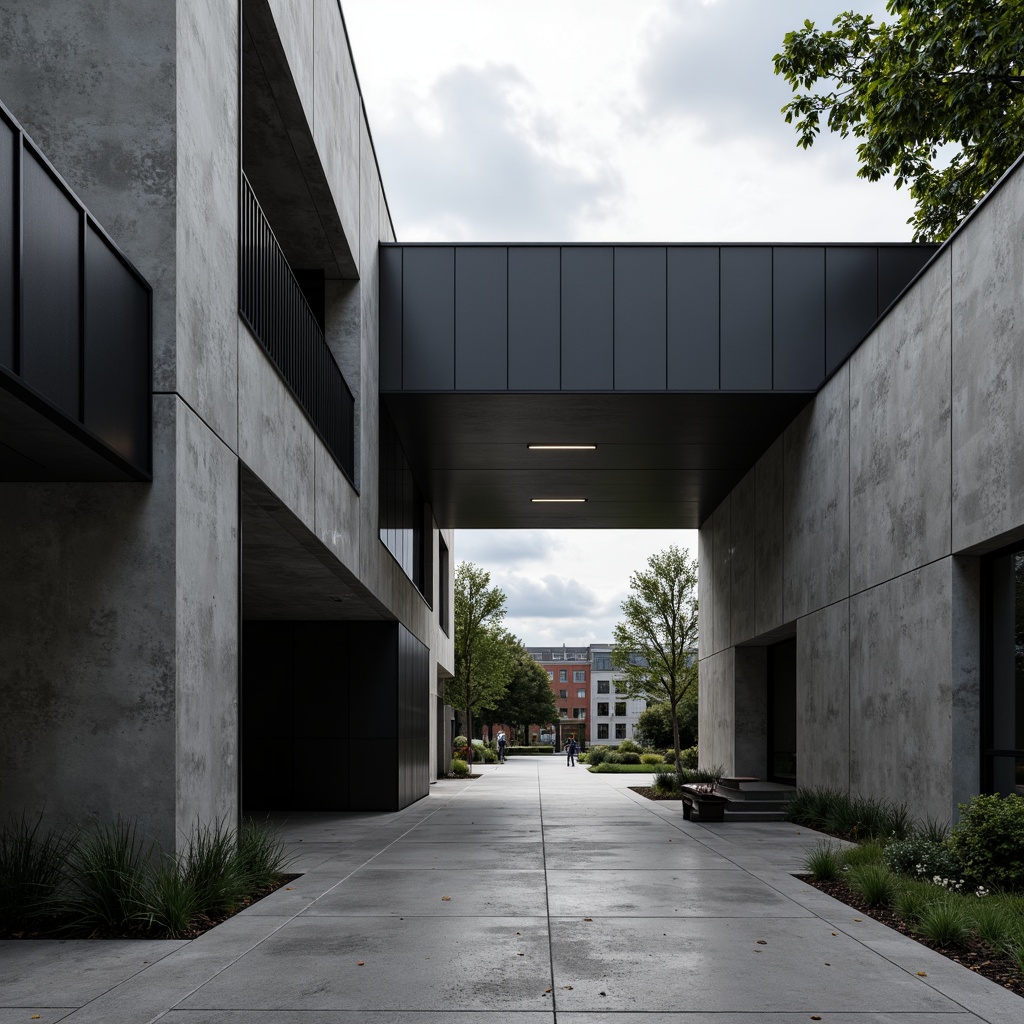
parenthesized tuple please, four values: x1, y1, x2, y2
(2, 756, 1022, 1022)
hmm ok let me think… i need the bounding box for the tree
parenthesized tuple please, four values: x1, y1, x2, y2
(636, 691, 698, 751)
(446, 562, 516, 751)
(774, 1, 1024, 241)
(612, 546, 698, 768)
(480, 647, 558, 746)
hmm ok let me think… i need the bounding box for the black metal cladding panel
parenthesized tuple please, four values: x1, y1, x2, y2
(84, 225, 151, 472)
(879, 246, 934, 313)
(379, 245, 402, 391)
(0, 115, 13, 371)
(720, 246, 772, 389)
(508, 246, 560, 389)
(21, 151, 80, 418)
(562, 246, 613, 389)
(667, 247, 719, 389)
(826, 246, 878, 375)
(615, 246, 666, 390)
(403, 245, 454, 389)
(456, 246, 507, 389)
(773, 247, 825, 390)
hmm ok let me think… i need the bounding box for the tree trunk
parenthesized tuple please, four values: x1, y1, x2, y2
(671, 700, 682, 769)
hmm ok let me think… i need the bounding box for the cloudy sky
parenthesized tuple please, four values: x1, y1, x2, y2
(342, 0, 912, 645)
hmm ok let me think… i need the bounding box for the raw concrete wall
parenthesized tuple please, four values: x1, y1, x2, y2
(0, 0, 453, 845)
(698, 161, 1024, 821)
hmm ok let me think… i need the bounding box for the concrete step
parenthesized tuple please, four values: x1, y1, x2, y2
(723, 809, 789, 822)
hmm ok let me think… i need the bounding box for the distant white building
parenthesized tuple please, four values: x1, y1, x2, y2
(588, 644, 647, 746)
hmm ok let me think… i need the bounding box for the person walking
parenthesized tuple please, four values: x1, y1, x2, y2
(566, 736, 578, 767)
(497, 731, 507, 763)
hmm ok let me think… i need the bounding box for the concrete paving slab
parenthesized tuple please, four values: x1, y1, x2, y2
(548, 916, 963, 1014)
(0, 1011, 78, 1023)
(0, 940, 185, 1006)
(177, 916, 554, 1011)
(301, 866, 547, 917)
(4, 756, 1021, 1023)
(546, 867, 813, 918)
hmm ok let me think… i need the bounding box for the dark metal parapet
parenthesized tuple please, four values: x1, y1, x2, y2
(240, 173, 354, 483)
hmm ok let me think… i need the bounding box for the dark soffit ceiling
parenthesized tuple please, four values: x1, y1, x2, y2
(383, 391, 812, 529)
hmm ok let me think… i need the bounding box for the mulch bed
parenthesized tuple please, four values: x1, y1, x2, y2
(801, 876, 1024, 997)
(629, 786, 678, 801)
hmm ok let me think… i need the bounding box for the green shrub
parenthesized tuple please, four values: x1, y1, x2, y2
(453, 735, 468, 749)
(236, 820, 291, 892)
(640, 753, 663, 765)
(64, 817, 152, 934)
(617, 739, 642, 753)
(181, 820, 251, 918)
(662, 749, 677, 765)
(950, 793, 1024, 891)
(841, 843, 884, 869)
(847, 863, 900, 908)
(916, 894, 972, 946)
(620, 751, 642, 765)
(481, 746, 498, 763)
(971, 896, 1020, 950)
(451, 758, 469, 777)
(894, 879, 934, 923)
(786, 787, 914, 842)
(679, 746, 698, 770)
(0, 814, 73, 934)
(506, 745, 551, 755)
(603, 751, 624, 764)
(652, 771, 680, 796)
(804, 840, 843, 882)
(586, 747, 608, 766)
(589, 762, 670, 774)
(883, 836, 961, 882)
(138, 858, 201, 939)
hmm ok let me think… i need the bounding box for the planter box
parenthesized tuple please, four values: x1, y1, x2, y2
(681, 785, 728, 822)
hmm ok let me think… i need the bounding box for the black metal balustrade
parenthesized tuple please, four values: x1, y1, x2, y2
(239, 173, 354, 482)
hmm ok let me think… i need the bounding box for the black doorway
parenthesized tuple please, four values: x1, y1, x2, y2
(767, 638, 797, 785)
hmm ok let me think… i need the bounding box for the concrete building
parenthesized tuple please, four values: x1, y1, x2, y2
(3, 0, 1020, 844)
(697, 163, 1024, 822)
(589, 644, 646, 746)
(0, 0, 453, 852)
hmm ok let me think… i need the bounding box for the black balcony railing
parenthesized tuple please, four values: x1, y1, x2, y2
(239, 173, 354, 482)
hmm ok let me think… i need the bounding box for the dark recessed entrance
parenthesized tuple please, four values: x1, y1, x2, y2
(767, 638, 797, 785)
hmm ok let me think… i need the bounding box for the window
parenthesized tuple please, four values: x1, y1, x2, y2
(573, 670, 585, 682)
(572, 708, 586, 719)
(597, 680, 610, 694)
(614, 681, 627, 694)
(438, 537, 449, 635)
(559, 707, 568, 718)
(559, 689, 567, 699)
(593, 653, 612, 670)
(378, 408, 426, 593)
(546, 670, 553, 680)
(597, 724, 609, 739)
(615, 723, 627, 739)
(559, 669, 567, 682)
(577, 688, 586, 699)
(597, 702, 609, 716)
(615, 702, 626, 716)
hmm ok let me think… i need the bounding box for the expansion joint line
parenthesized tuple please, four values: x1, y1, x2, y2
(537, 761, 559, 1022)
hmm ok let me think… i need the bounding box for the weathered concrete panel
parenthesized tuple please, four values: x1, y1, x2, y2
(0, 0, 177, 388)
(735, 647, 767, 778)
(698, 521, 713, 661)
(314, 435, 359, 569)
(238, 331, 316, 531)
(698, 648, 735, 773)
(784, 364, 850, 621)
(0, 396, 177, 849)
(850, 252, 951, 591)
(951, 556, 981, 818)
(849, 560, 954, 823)
(313, 0, 360, 266)
(797, 600, 849, 793)
(267, 0, 314, 118)
(711, 500, 731, 654)
(755, 436, 784, 635)
(729, 469, 757, 644)
(175, 401, 239, 836)
(952, 164, 1024, 551)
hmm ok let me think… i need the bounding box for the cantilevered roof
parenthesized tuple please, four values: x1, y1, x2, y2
(379, 243, 935, 528)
